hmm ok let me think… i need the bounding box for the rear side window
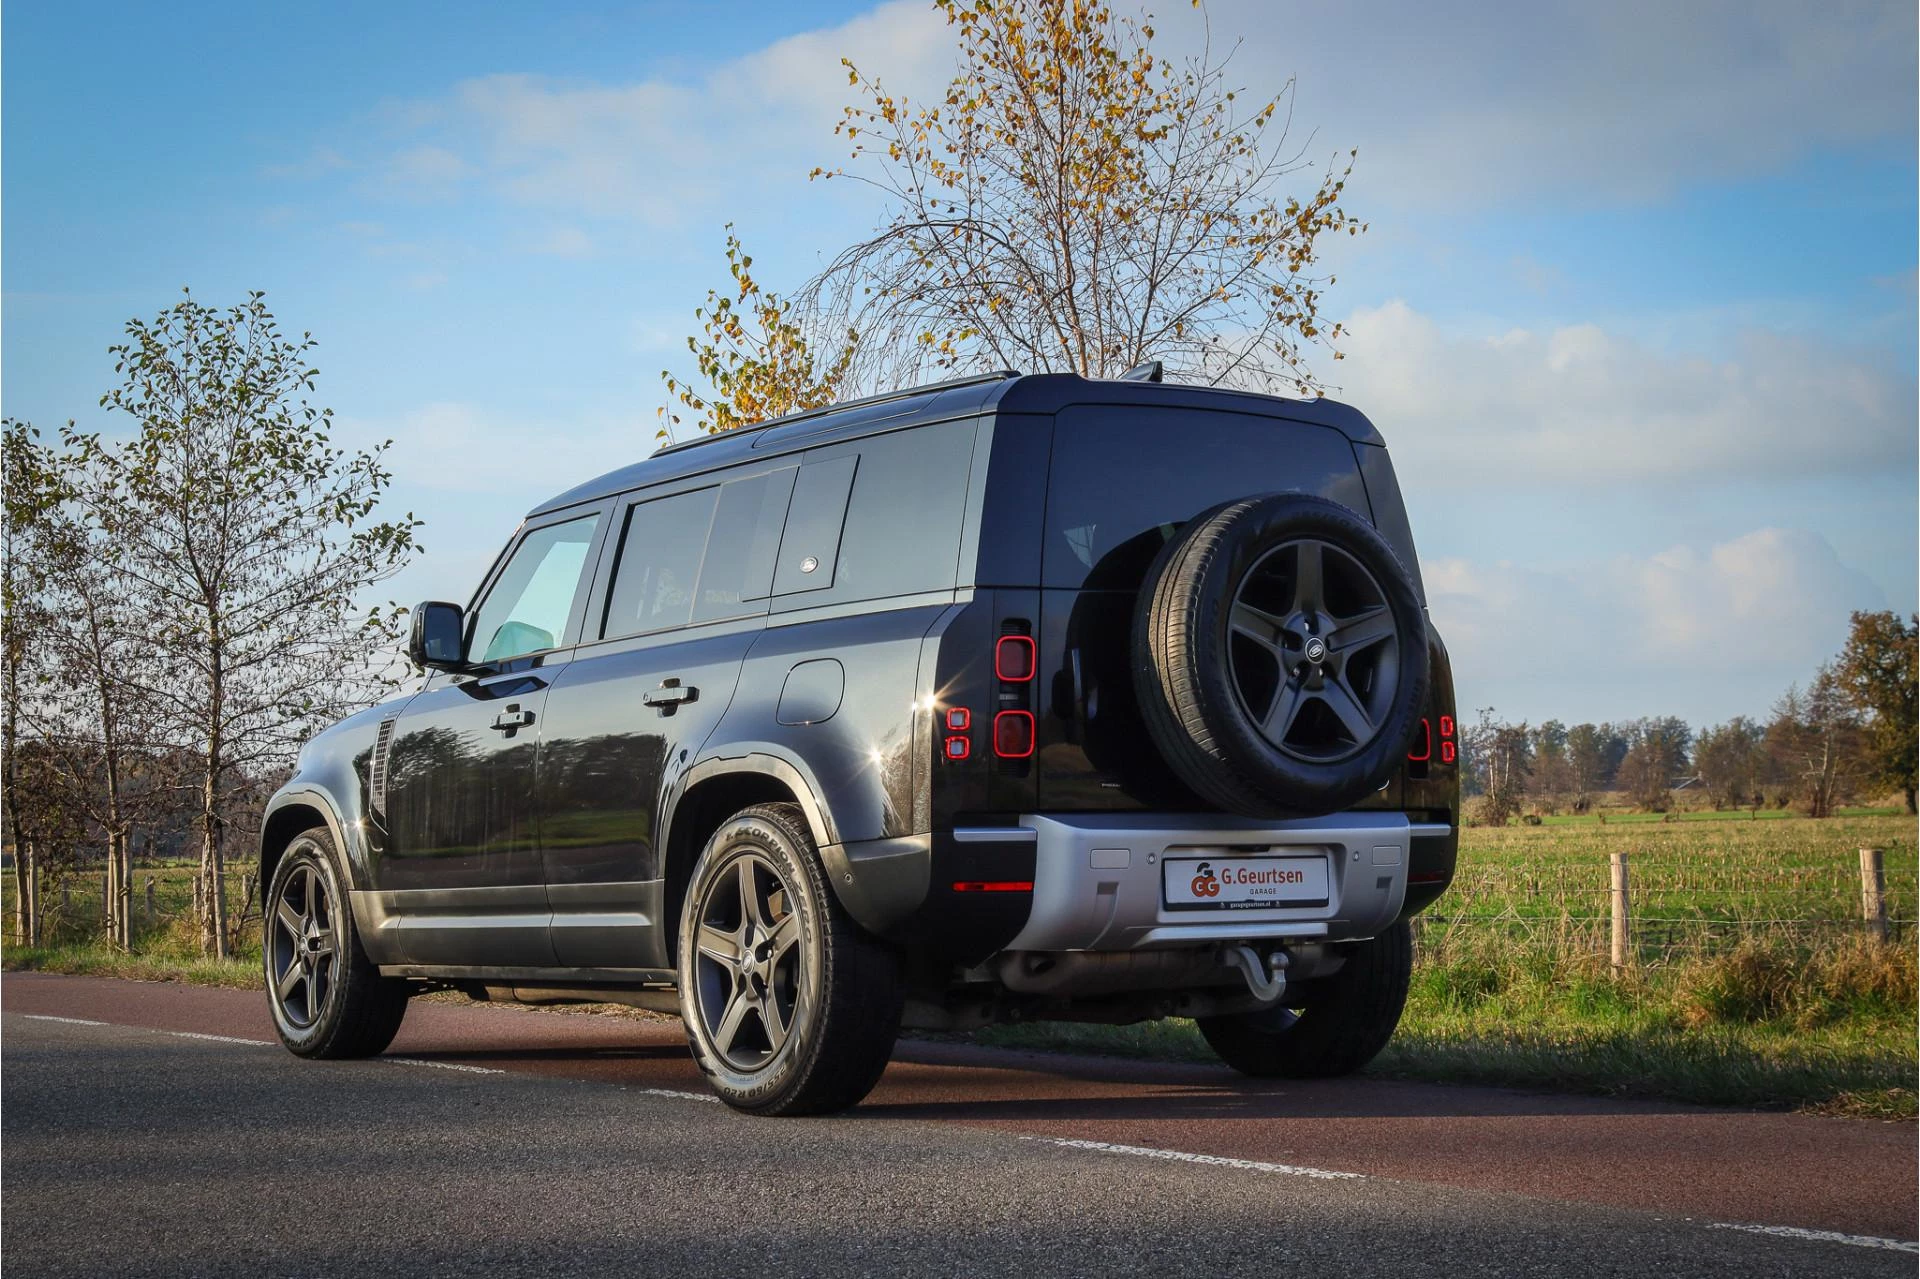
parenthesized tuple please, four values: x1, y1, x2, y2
(602, 466, 796, 638)
(1044, 405, 1372, 590)
(774, 422, 977, 607)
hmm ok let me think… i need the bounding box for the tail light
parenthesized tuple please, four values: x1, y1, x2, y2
(993, 710, 1035, 758)
(995, 635, 1035, 682)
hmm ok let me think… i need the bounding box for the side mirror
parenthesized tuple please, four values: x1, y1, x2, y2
(409, 601, 467, 672)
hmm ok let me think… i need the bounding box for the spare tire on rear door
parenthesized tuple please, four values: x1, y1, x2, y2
(1133, 494, 1429, 818)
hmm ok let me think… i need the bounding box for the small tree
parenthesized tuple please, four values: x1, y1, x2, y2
(660, 228, 858, 439)
(1766, 669, 1861, 818)
(1835, 609, 1917, 813)
(1564, 722, 1605, 812)
(88, 291, 421, 956)
(1, 421, 65, 945)
(1617, 717, 1691, 812)
(1692, 717, 1763, 810)
(1528, 720, 1572, 806)
(811, 0, 1363, 391)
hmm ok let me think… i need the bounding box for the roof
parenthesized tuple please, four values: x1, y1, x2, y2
(528, 371, 1386, 517)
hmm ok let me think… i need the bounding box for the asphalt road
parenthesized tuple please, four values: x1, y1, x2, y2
(2, 973, 1913, 1277)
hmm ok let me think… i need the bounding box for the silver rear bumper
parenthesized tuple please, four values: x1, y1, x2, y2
(990, 812, 1447, 952)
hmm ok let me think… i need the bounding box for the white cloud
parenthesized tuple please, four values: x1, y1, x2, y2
(1428, 527, 1887, 723)
(1336, 300, 1916, 486)
(360, 1, 951, 225)
(531, 225, 595, 258)
(1200, 0, 1916, 207)
(341, 402, 652, 499)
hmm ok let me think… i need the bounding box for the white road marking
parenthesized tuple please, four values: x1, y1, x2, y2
(383, 1056, 507, 1076)
(21, 1014, 109, 1027)
(167, 1030, 272, 1046)
(1019, 1135, 1364, 1181)
(18, 1006, 1917, 1255)
(636, 1087, 721, 1104)
(1707, 1221, 1919, 1254)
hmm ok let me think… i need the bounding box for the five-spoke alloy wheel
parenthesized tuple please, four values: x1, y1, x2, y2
(1135, 493, 1430, 817)
(263, 826, 410, 1058)
(678, 803, 903, 1115)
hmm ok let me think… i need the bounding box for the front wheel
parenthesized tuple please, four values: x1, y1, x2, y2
(1198, 921, 1413, 1078)
(676, 803, 904, 1115)
(264, 826, 410, 1058)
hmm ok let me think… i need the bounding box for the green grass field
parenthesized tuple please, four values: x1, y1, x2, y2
(6, 814, 1915, 1116)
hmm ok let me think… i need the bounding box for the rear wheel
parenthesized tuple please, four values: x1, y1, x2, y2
(677, 803, 904, 1115)
(264, 826, 410, 1058)
(1198, 922, 1413, 1078)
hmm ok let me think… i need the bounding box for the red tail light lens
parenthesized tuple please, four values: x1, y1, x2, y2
(995, 635, 1035, 682)
(1439, 715, 1455, 740)
(993, 710, 1035, 758)
(945, 707, 970, 731)
(1441, 741, 1457, 764)
(1408, 717, 1432, 762)
(944, 735, 970, 761)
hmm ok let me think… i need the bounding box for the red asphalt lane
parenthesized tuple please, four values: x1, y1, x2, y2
(4, 971, 1914, 1241)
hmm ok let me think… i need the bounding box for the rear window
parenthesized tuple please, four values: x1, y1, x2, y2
(1043, 405, 1373, 590)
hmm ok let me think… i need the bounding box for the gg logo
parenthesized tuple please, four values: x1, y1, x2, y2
(1190, 861, 1221, 898)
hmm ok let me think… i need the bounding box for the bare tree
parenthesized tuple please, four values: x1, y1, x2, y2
(809, 0, 1363, 393)
(82, 291, 421, 956)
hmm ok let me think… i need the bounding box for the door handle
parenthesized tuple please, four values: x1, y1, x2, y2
(491, 705, 536, 734)
(643, 679, 698, 713)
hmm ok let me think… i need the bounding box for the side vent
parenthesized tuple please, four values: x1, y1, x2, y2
(368, 718, 397, 818)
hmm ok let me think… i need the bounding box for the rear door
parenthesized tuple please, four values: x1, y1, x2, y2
(1036, 403, 1374, 810)
(535, 463, 796, 969)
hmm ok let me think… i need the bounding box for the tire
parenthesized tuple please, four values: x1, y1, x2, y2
(1134, 493, 1430, 818)
(676, 803, 904, 1116)
(1198, 921, 1413, 1078)
(264, 826, 410, 1058)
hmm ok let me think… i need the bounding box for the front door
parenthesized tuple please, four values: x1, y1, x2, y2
(376, 508, 606, 967)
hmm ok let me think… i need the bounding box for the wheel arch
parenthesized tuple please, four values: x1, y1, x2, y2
(660, 753, 836, 952)
(259, 789, 351, 896)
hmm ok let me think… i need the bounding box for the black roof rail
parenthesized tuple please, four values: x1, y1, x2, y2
(652, 369, 1021, 457)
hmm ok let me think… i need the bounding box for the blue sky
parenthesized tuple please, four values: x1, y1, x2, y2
(6, 0, 1915, 728)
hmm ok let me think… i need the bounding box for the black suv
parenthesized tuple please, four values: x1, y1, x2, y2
(260, 371, 1458, 1114)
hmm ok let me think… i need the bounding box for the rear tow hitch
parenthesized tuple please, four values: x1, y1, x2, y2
(1223, 944, 1289, 1003)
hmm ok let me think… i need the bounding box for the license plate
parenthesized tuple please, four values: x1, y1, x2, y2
(1163, 855, 1330, 911)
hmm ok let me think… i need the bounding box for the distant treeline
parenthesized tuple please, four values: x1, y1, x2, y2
(1461, 611, 1917, 823)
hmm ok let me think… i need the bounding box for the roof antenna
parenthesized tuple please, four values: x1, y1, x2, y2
(1120, 360, 1164, 383)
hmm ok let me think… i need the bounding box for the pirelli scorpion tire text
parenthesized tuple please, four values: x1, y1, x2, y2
(1198, 921, 1414, 1078)
(264, 825, 410, 1059)
(1134, 493, 1430, 818)
(677, 803, 906, 1116)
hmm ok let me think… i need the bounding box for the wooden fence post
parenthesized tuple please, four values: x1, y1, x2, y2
(1859, 848, 1887, 942)
(1610, 852, 1631, 970)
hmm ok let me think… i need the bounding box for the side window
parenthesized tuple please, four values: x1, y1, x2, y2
(603, 488, 718, 637)
(468, 513, 601, 663)
(772, 456, 857, 595)
(601, 466, 797, 638)
(772, 422, 977, 605)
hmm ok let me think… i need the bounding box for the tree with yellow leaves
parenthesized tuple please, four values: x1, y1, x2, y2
(659, 227, 859, 439)
(809, 0, 1362, 394)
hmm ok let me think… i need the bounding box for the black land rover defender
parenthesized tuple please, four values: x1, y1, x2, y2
(259, 370, 1458, 1114)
